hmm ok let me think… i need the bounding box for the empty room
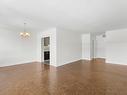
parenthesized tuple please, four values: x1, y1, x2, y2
(0, 0, 127, 95)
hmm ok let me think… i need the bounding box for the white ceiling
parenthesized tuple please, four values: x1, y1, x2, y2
(0, 0, 127, 33)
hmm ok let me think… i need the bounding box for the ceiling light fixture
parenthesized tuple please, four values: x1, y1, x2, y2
(20, 23, 30, 38)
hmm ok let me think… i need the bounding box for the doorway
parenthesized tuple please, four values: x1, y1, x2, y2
(41, 37, 50, 64)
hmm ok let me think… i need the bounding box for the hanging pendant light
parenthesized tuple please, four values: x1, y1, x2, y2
(20, 23, 30, 38)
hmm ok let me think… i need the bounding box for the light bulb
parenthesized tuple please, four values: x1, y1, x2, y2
(25, 32, 30, 36)
(20, 32, 30, 38)
(20, 32, 24, 36)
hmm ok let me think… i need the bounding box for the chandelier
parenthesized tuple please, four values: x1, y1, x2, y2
(20, 23, 30, 37)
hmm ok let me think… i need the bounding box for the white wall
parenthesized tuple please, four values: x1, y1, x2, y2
(37, 28, 57, 66)
(0, 27, 82, 67)
(90, 33, 97, 59)
(96, 34, 106, 58)
(87, 32, 106, 59)
(106, 29, 127, 65)
(0, 28, 37, 67)
(37, 28, 82, 67)
(57, 28, 82, 66)
(82, 34, 91, 60)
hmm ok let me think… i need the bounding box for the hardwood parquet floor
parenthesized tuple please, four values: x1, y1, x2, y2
(0, 60, 127, 95)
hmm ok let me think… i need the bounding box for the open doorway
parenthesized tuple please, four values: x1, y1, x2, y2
(41, 37, 50, 64)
